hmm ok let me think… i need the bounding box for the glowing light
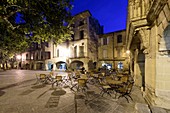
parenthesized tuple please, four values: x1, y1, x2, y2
(59, 47, 70, 57)
(126, 50, 130, 54)
(16, 55, 21, 60)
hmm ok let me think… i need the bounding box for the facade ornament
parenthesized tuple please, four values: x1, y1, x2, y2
(129, 0, 134, 5)
(134, 27, 150, 50)
(135, 27, 152, 58)
(144, 48, 152, 59)
(159, 51, 170, 56)
(143, 48, 149, 54)
(138, 27, 150, 50)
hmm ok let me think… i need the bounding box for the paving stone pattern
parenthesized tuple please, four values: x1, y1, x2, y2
(0, 70, 169, 113)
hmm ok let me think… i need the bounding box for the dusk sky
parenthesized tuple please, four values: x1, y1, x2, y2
(71, 0, 128, 33)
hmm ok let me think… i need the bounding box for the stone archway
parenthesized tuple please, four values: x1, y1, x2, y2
(130, 30, 147, 90)
(159, 23, 170, 51)
(136, 50, 145, 90)
(70, 60, 84, 70)
(56, 61, 67, 70)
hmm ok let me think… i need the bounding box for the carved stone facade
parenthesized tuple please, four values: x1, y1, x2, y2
(126, 0, 170, 109)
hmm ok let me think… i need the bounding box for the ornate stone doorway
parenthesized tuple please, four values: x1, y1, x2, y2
(130, 33, 146, 91)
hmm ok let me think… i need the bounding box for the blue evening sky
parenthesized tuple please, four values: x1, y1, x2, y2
(71, 0, 128, 33)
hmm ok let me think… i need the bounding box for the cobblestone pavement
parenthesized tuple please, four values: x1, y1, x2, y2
(0, 70, 169, 113)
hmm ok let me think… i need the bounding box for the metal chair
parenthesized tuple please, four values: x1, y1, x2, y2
(52, 75, 63, 87)
(98, 78, 112, 97)
(115, 81, 134, 102)
(77, 78, 88, 92)
(36, 74, 47, 84)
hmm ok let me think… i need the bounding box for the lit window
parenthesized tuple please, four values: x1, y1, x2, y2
(118, 62, 123, 69)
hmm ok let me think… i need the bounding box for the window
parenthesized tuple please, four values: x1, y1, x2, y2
(79, 46, 84, 57)
(71, 34, 74, 41)
(74, 46, 77, 57)
(41, 52, 44, 60)
(103, 49, 107, 58)
(103, 38, 107, 45)
(26, 54, 29, 60)
(57, 49, 59, 57)
(31, 54, 33, 60)
(45, 52, 51, 59)
(117, 35, 122, 43)
(79, 20, 84, 26)
(159, 24, 170, 51)
(80, 30, 84, 39)
(118, 62, 123, 69)
(101, 37, 109, 45)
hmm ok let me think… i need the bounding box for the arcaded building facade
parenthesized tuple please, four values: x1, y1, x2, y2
(126, 0, 170, 109)
(45, 10, 103, 71)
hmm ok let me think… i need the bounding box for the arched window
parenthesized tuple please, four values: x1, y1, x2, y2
(159, 24, 170, 51)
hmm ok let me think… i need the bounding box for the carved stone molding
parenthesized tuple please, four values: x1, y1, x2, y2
(136, 27, 150, 50)
(134, 27, 153, 58)
(147, 0, 167, 24)
(159, 51, 170, 56)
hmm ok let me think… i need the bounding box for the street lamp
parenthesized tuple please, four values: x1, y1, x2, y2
(16, 55, 21, 60)
(126, 50, 130, 54)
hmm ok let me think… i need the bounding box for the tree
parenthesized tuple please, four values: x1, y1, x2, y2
(0, 0, 73, 69)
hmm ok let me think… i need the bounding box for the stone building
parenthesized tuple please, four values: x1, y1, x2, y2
(98, 30, 129, 71)
(67, 10, 103, 71)
(44, 10, 103, 71)
(19, 10, 103, 71)
(126, 0, 170, 109)
(21, 42, 49, 70)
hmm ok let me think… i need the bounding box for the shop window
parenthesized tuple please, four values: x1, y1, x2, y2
(118, 62, 123, 69)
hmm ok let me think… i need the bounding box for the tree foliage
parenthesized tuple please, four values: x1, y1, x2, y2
(0, 0, 73, 62)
